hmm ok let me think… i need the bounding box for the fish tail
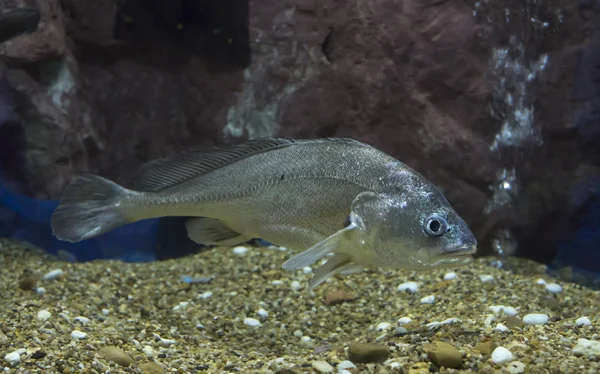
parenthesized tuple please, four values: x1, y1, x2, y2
(50, 174, 136, 243)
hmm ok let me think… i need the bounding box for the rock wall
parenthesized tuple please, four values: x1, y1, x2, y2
(0, 0, 596, 259)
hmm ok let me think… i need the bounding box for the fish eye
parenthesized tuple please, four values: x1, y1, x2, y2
(424, 214, 448, 237)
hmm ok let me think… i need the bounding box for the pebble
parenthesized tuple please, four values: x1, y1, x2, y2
(302, 266, 313, 274)
(37, 309, 51, 321)
(337, 360, 357, 370)
(494, 323, 509, 332)
(4, 349, 25, 366)
(394, 326, 408, 335)
(290, 280, 302, 291)
(506, 361, 526, 374)
(536, 278, 547, 285)
(36, 287, 46, 295)
(575, 317, 591, 326)
(139, 362, 165, 374)
(443, 272, 457, 280)
(479, 274, 494, 282)
(522, 313, 549, 325)
(474, 340, 496, 355)
(376, 322, 391, 331)
(397, 281, 419, 293)
(397, 317, 413, 325)
(348, 342, 389, 363)
(257, 308, 269, 318)
(70, 330, 87, 339)
(572, 338, 600, 357)
(545, 283, 563, 293)
(311, 360, 333, 373)
(42, 269, 64, 280)
(74, 316, 90, 324)
(420, 295, 435, 304)
(339, 371, 352, 374)
(488, 305, 517, 316)
(408, 362, 430, 374)
(491, 346, 514, 364)
(101, 308, 110, 316)
(98, 346, 134, 367)
(173, 301, 189, 311)
(200, 291, 213, 299)
(425, 341, 462, 369)
(232, 246, 249, 255)
(324, 289, 355, 305)
(244, 317, 262, 327)
(143, 345, 156, 356)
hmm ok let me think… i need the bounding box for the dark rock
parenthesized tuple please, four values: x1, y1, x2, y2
(347, 342, 389, 363)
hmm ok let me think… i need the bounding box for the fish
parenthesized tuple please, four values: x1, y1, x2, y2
(50, 138, 478, 288)
(0, 7, 41, 44)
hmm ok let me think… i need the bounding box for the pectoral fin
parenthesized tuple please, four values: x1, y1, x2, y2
(185, 217, 251, 246)
(309, 253, 355, 289)
(281, 223, 358, 271)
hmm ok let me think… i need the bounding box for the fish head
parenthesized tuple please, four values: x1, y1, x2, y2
(349, 190, 477, 270)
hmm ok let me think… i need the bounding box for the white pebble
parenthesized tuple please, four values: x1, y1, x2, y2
(142, 345, 155, 356)
(489, 305, 517, 316)
(443, 272, 457, 280)
(494, 323, 510, 332)
(271, 280, 283, 285)
(172, 301, 189, 311)
(388, 362, 402, 370)
(42, 269, 64, 280)
(545, 283, 563, 293)
(244, 317, 262, 327)
(70, 330, 87, 340)
(535, 278, 547, 285)
(200, 291, 213, 299)
(302, 266, 313, 274)
(337, 360, 357, 370)
(36, 287, 46, 295)
(4, 349, 25, 366)
(293, 330, 303, 337)
(74, 316, 90, 324)
(232, 246, 249, 255)
(420, 295, 435, 304)
(397, 317, 413, 325)
(576, 317, 591, 326)
(37, 310, 51, 321)
(290, 280, 302, 291)
(339, 371, 352, 374)
(301, 336, 312, 343)
(572, 338, 600, 357)
(376, 322, 391, 331)
(522, 313, 549, 325)
(257, 308, 269, 318)
(397, 281, 419, 293)
(101, 309, 110, 316)
(479, 274, 494, 282)
(159, 337, 176, 346)
(506, 361, 526, 374)
(491, 346, 514, 364)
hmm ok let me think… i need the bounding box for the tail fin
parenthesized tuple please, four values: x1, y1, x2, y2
(50, 174, 133, 243)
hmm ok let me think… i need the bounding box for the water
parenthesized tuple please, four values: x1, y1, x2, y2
(474, 0, 561, 266)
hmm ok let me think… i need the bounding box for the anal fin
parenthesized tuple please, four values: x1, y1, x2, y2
(185, 217, 251, 246)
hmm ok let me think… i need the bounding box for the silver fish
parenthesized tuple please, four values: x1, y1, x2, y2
(50, 138, 477, 288)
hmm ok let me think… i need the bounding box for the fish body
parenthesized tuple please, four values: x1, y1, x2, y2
(51, 138, 477, 287)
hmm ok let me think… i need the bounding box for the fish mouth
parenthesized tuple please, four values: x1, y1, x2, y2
(428, 245, 477, 266)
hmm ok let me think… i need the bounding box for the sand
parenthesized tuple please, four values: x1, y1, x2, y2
(1, 238, 599, 373)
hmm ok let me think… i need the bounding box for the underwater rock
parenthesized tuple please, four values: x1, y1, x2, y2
(347, 342, 389, 363)
(97, 346, 134, 367)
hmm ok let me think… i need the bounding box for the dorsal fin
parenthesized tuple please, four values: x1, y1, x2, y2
(130, 138, 297, 192)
